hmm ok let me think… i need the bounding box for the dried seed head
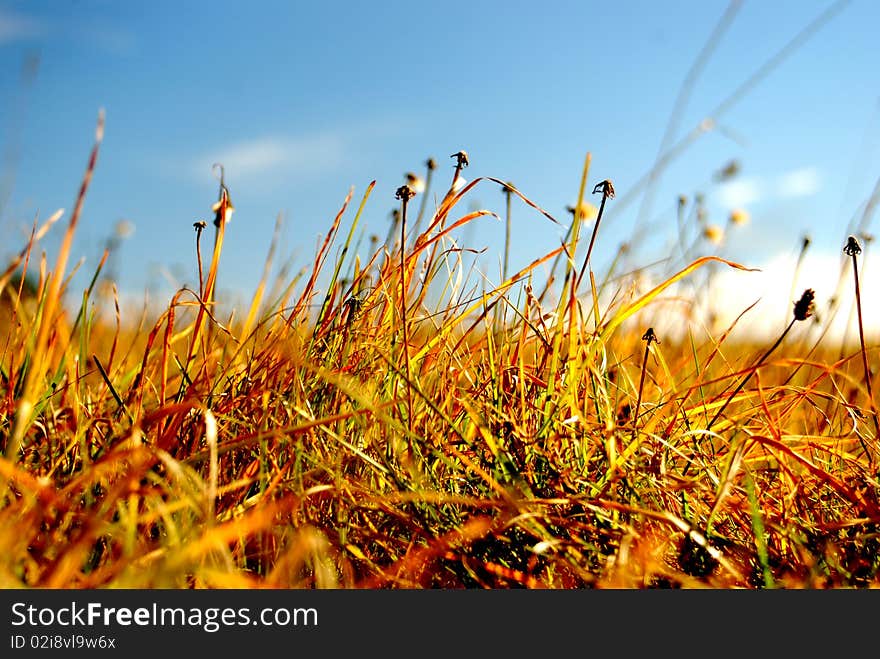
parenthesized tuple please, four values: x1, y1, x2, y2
(405, 172, 425, 193)
(426, 157, 437, 171)
(702, 224, 724, 245)
(844, 235, 862, 256)
(728, 208, 750, 226)
(193, 220, 207, 232)
(678, 194, 688, 209)
(714, 159, 740, 182)
(211, 186, 234, 227)
(502, 181, 515, 194)
(642, 327, 659, 345)
(210, 164, 234, 227)
(592, 179, 615, 199)
(566, 200, 598, 222)
(450, 151, 469, 168)
(793, 288, 815, 321)
(395, 184, 416, 202)
(802, 234, 811, 251)
(115, 219, 135, 238)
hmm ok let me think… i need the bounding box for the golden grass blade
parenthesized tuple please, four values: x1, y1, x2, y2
(598, 256, 758, 344)
(0, 208, 64, 292)
(291, 187, 353, 321)
(239, 212, 284, 344)
(7, 110, 104, 462)
(413, 246, 564, 364)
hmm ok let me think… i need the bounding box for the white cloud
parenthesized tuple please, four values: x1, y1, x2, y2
(777, 167, 821, 199)
(193, 133, 346, 182)
(208, 139, 287, 175)
(715, 166, 822, 209)
(0, 8, 43, 43)
(717, 178, 762, 208)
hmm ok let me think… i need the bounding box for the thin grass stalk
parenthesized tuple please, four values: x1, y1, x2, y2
(634, 0, 742, 232)
(706, 289, 815, 432)
(844, 235, 880, 459)
(707, 318, 795, 433)
(106, 284, 122, 376)
(410, 151, 471, 313)
(632, 328, 659, 441)
(92, 354, 132, 424)
(412, 157, 436, 237)
(536, 157, 592, 416)
(0, 210, 63, 293)
(575, 179, 614, 291)
(448, 151, 468, 202)
(502, 181, 514, 283)
(238, 214, 283, 345)
(194, 221, 207, 298)
(743, 468, 775, 589)
(7, 110, 103, 461)
(396, 184, 416, 436)
(384, 208, 400, 256)
(288, 190, 351, 333)
(537, 152, 590, 303)
(604, 0, 850, 222)
(316, 182, 375, 331)
(184, 183, 229, 376)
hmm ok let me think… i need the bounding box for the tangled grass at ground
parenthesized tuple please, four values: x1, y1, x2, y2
(1, 118, 880, 589)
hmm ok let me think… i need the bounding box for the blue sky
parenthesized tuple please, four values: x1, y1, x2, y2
(1, 0, 878, 329)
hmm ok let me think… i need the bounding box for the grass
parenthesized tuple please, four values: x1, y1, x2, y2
(1, 112, 880, 590)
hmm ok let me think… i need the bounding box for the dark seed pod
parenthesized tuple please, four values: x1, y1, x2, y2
(395, 185, 416, 202)
(450, 151, 469, 168)
(793, 288, 815, 322)
(844, 235, 862, 256)
(592, 179, 615, 199)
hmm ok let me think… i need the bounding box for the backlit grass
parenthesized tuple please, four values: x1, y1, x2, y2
(1, 119, 879, 589)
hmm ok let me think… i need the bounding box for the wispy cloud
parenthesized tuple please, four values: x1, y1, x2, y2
(777, 167, 821, 199)
(715, 166, 822, 208)
(192, 133, 346, 182)
(0, 8, 44, 43)
(716, 179, 762, 207)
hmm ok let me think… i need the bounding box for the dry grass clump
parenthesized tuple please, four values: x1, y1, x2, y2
(1, 117, 879, 590)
